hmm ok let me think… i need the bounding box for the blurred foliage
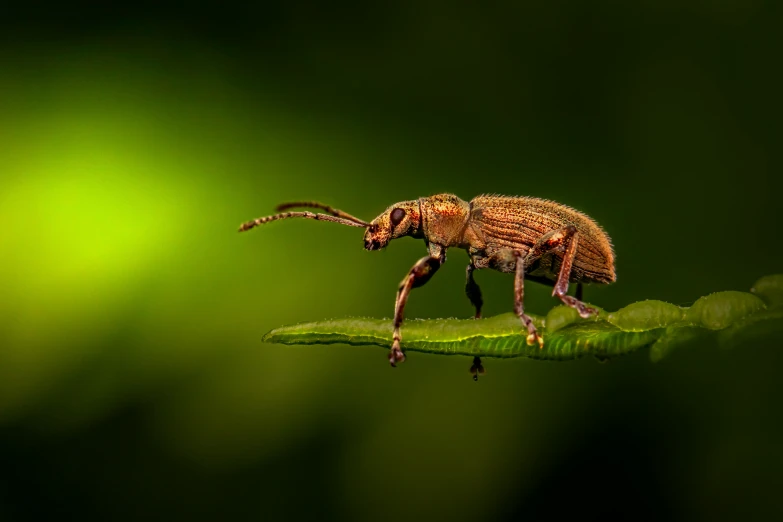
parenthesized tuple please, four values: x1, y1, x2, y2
(1, 1, 781, 522)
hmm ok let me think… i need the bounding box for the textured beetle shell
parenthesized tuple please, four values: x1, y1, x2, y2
(461, 195, 616, 284)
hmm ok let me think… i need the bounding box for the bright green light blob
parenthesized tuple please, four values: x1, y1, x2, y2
(0, 101, 200, 417)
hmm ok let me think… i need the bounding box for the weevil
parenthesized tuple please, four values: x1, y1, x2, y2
(239, 194, 616, 377)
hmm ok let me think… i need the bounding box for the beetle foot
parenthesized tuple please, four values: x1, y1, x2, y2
(560, 295, 598, 319)
(470, 356, 485, 381)
(389, 340, 405, 367)
(518, 313, 544, 349)
(577, 303, 598, 318)
(526, 330, 544, 349)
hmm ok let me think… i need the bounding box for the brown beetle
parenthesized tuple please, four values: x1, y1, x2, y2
(240, 194, 616, 371)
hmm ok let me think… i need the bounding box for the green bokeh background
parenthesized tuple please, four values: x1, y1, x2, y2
(1, 2, 781, 521)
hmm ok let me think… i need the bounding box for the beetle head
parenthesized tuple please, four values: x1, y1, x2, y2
(364, 200, 422, 251)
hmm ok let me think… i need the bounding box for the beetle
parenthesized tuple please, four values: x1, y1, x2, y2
(239, 194, 616, 374)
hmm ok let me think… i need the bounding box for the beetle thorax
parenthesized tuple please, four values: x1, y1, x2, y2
(419, 194, 470, 246)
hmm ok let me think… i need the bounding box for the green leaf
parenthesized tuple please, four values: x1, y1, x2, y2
(262, 275, 783, 362)
(750, 274, 783, 308)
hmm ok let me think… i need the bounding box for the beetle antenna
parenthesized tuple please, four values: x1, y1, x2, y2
(275, 201, 370, 226)
(238, 211, 368, 232)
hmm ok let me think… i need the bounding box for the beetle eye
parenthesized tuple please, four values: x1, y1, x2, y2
(390, 208, 406, 227)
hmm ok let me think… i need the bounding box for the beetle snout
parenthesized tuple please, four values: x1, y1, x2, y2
(363, 222, 390, 251)
(363, 228, 386, 251)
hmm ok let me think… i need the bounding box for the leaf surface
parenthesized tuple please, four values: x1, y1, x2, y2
(263, 275, 783, 362)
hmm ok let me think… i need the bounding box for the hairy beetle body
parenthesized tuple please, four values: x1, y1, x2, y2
(240, 192, 616, 378)
(462, 195, 615, 284)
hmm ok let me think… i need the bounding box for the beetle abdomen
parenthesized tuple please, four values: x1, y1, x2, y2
(467, 195, 616, 284)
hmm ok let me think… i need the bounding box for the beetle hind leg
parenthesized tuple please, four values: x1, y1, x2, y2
(525, 226, 598, 319)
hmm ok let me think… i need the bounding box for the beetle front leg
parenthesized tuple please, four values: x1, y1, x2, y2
(525, 226, 597, 318)
(390, 254, 443, 366)
(512, 251, 544, 348)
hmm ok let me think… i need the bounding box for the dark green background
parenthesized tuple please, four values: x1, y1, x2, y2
(1, 2, 781, 521)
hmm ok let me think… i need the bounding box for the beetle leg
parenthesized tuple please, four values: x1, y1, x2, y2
(525, 226, 597, 318)
(390, 254, 443, 366)
(465, 259, 487, 379)
(470, 356, 485, 381)
(465, 262, 484, 319)
(512, 251, 544, 348)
